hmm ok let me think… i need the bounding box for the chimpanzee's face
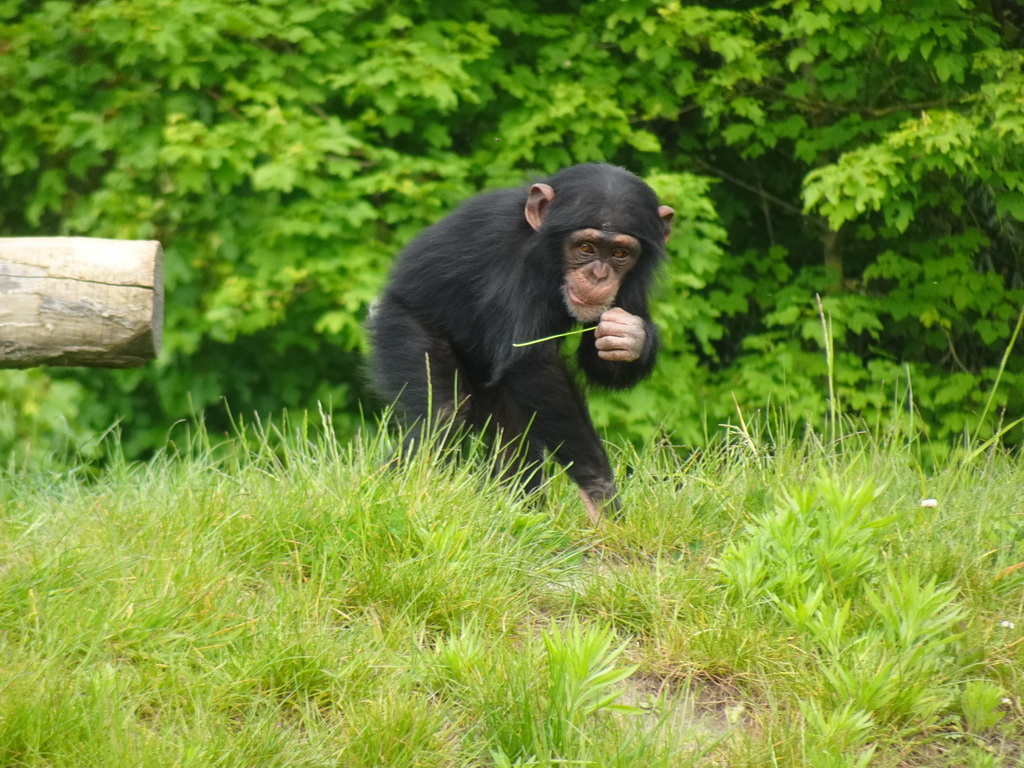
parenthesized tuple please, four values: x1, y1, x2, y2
(560, 228, 641, 322)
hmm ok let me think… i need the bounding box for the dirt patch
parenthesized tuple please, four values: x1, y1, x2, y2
(622, 673, 753, 743)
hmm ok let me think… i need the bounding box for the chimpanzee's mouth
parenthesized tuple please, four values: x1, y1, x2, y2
(565, 286, 604, 308)
(565, 288, 587, 305)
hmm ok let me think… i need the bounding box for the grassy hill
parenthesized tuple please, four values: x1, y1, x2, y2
(1, 414, 1021, 766)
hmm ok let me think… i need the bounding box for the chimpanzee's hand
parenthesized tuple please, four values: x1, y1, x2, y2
(594, 307, 646, 362)
(579, 485, 622, 525)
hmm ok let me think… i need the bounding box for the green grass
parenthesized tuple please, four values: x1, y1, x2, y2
(1, 411, 1022, 767)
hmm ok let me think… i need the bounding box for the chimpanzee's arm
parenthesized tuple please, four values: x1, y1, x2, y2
(500, 354, 619, 510)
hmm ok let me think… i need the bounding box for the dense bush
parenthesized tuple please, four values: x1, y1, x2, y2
(1, 0, 1022, 462)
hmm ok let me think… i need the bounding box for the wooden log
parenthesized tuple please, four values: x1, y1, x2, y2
(0, 237, 163, 368)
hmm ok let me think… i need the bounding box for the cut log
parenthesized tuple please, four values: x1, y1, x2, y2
(0, 237, 163, 368)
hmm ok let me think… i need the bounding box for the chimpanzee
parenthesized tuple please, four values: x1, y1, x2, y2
(366, 163, 674, 522)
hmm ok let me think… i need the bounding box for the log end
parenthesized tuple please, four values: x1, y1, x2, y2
(0, 237, 165, 368)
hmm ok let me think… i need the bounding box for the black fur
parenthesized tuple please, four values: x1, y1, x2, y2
(366, 163, 669, 508)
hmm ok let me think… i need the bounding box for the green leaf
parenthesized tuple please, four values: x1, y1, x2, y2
(996, 191, 1024, 221)
(787, 47, 815, 72)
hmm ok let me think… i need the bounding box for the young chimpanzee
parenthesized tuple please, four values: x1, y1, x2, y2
(366, 163, 674, 522)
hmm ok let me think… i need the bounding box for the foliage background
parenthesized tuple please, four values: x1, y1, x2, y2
(1, 0, 1022, 464)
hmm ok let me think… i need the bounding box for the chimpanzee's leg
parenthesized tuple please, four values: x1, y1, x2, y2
(366, 298, 468, 456)
(469, 387, 548, 495)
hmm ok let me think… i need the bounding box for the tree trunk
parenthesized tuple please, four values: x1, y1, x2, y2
(0, 237, 163, 368)
(823, 226, 843, 292)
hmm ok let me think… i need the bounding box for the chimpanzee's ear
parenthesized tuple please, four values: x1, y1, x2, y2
(658, 206, 675, 243)
(525, 183, 555, 231)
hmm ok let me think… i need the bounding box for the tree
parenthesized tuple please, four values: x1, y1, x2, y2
(1, 0, 1021, 463)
